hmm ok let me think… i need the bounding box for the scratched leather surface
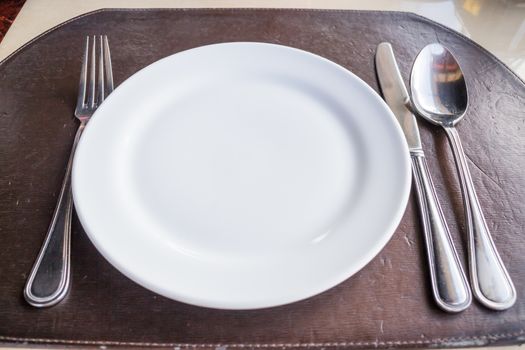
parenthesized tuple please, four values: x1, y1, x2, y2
(0, 9, 524, 349)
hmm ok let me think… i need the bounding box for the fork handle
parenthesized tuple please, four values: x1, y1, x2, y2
(411, 153, 472, 312)
(24, 123, 86, 307)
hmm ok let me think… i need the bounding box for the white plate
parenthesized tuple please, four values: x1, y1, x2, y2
(72, 42, 411, 309)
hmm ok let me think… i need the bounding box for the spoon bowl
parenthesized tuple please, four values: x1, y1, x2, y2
(410, 43, 468, 127)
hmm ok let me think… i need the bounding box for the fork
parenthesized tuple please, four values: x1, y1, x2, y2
(24, 35, 114, 307)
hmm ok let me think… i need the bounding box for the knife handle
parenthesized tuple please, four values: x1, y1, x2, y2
(411, 153, 472, 312)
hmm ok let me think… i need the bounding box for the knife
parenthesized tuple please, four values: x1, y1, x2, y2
(375, 42, 472, 313)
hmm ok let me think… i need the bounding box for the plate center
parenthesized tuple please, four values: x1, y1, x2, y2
(126, 77, 361, 256)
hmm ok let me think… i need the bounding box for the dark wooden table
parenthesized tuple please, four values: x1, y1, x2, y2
(0, 0, 25, 43)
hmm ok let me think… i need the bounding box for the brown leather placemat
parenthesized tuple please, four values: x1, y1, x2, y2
(0, 8, 524, 349)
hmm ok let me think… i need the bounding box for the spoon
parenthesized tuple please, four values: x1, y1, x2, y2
(410, 43, 516, 310)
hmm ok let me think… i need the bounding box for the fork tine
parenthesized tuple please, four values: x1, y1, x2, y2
(76, 36, 89, 109)
(86, 35, 96, 108)
(97, 35, 105, 104)
(103, 35, 114, 94)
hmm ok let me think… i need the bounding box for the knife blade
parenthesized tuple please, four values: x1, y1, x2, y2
(375, 43, 422, 153)
(375, 42, 472, 313)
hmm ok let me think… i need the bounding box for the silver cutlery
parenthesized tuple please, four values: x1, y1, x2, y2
(376, 42, 471, 313)
(24, 35, 114, 307)
(410, 43, 516, 310)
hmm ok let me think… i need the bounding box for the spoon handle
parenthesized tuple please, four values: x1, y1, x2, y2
(411, 153, 472, 312)
(444, 126, 516, 310)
